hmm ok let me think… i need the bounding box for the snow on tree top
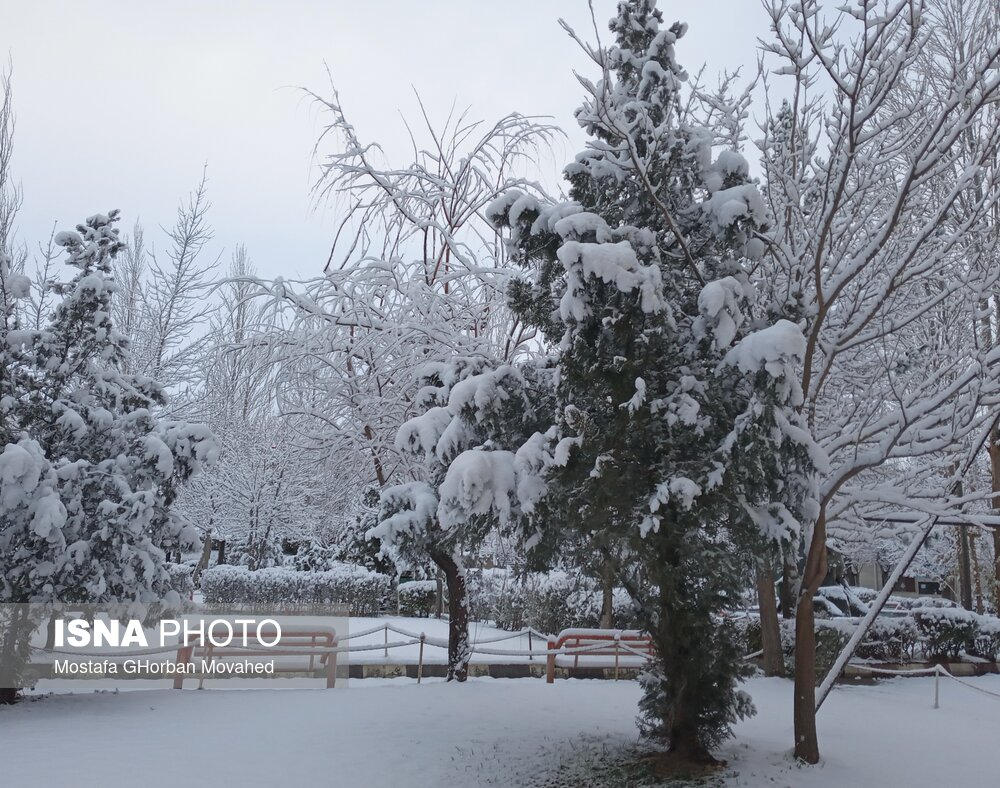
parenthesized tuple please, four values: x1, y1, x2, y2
(724, 319, 806, 378)
(557, 240, 664, 321)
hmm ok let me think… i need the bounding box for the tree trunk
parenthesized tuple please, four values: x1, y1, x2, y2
(970, 531, 984, 615)
(958, 524, 974, 611)
(780, 550, 798, 619)
(193, 530, 213, 585)
(217, 539, 227, 566)
(989, 430, 1000, 610)
(599, 563, 615, 629)
(756, 559, 785, 678)
(430, 550, 470, 682)
(0, 605, 29, 705)
(793, 512, 828, 764)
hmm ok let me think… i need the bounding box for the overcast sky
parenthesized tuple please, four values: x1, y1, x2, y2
(2, 1, 771, 280)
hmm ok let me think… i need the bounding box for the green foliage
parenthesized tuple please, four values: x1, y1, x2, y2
(398, 580, 438, 617)
(912, 608, 980, 660)
(487, 0, 817, 757)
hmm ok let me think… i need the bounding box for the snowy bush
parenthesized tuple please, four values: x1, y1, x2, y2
(466, 568, 639, 633)
(201, 564, 391, 615)
(775, 619, 849, 681)
(467, 569, 527, 630)
(734, 616, 762, 655)
(911, 607, 980, 660)
(971, 617, 1000, 661)
(397, 580, 438, 618)
(164, 563, 195, 600)
(855, 617, 918, 662)
(292, 540, 338, 572)
(223, 536, 286, 571)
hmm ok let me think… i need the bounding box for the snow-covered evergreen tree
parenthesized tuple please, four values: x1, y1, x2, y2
(488, 0, 818, 761)
(0, 213, 217, 608)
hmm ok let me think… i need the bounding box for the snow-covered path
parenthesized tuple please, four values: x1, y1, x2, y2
(1, 675, 997, 786)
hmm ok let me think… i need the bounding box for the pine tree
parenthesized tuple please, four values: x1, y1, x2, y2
(488, 0, 818, 762)
(0, 212, 217, 608)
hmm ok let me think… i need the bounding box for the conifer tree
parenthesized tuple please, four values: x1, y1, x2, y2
(0, 212, 217, 608)
(487, 1, 818, 761)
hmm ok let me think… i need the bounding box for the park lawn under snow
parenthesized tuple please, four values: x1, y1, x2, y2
(2, 674, 999, 787)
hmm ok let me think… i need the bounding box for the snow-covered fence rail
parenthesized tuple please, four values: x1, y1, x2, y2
(544, 629, 654, 683)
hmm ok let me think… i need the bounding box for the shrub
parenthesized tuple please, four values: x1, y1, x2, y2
(814, 620, 852, 679)
(971, 617, 1000, 661)
(467, 569, 526, 630)
(911, 607, 980, 660)
(856, 617, 918, 662)
(164, 563, 195, 600)
(466, 569, 639, 633)
(292, 540, 337, 572)
(398, 580, 438, 618)
(733, 616, 762, 655)
(774, 619, 849, 681)
(201, 564, 392, 615)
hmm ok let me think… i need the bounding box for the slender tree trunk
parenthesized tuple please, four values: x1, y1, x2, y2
(599, 562, 615, 629)
(958, 525, 974, 611)
(794, 512, 828, 764)
(430, 550, 469, 682)
(0, 605, 29, 705)
(756, 559, 785, 678)
(780, 550, 798, 619)
(970, 531, 984, 615)
(193, 530, 213, 585)
(989, 430, 1000, 610)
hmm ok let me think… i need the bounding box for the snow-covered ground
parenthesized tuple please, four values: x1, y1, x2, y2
(2, 674, 997, 787)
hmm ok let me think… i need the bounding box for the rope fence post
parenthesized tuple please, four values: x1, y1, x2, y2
(383, 625, 388, 659)
(527, 630, 533, 662)
(417, 633, 425, 684)
(614, 635, 620, 682)
(934, 665, 940, 709)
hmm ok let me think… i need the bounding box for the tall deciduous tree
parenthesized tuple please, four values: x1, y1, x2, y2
(759, 0, 1000, 763)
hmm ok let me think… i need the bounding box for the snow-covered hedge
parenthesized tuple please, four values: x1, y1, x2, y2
(467, 569, 640, 633)
(397, 580, 438, 618)
(854, 617, 918, 662)
(738, 604, 996, 670)
(201, 564, 392, 615)
(911, 606, 981, 660)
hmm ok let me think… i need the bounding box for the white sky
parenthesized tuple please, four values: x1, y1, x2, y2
(1, 1, 771, 280)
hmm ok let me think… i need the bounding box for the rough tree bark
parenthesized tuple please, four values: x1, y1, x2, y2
(430, 550, 469, 682)
(794, 512, 828, 764)
(989, 427, 1000, 608)
(599, 562, 615, 629)
(780, 551, 797, 620)
(756, 559, 785, 678)
(193, 531, 213, 585)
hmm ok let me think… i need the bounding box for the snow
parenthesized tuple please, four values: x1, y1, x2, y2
(557, 240, 665, 320)
(725, 319, 806, 378)
(438, 449, 518, 528)
(5, 674, 1000, 787)
(0, 442, 43, 506)
(698, 276, 747, 349)
(702, 183, 768, 231)
(30, 494, 67, 539)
